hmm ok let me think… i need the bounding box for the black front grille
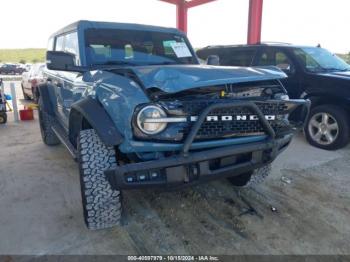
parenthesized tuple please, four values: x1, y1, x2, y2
(179, 100, 290, 140)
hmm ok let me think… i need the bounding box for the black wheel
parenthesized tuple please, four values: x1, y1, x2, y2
(38, 96, 60, 146)
(78, 129, 122, 230)
(227, 164, 271, 187)
(0, 112, 7, 124)
(304, 105, 350, 150)
(21, 84, 31, 100)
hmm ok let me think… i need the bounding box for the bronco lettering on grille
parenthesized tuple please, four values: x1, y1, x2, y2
(190, 115, 276, 122)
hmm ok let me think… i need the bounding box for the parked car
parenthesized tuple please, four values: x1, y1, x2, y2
(197, 44, 350, 150)
(24, 64, 32, 72)
(21, 63, 45, 102)
(39, 21, 309, 229)
(0, 79, 7, 124)
(0, 63, 26, 75)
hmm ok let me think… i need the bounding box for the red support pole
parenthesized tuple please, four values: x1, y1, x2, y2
(177, 1, 188, 33)
(247, 0, 263, 44)
(185, 0, 217, 8)
(159, 0, 216, 34)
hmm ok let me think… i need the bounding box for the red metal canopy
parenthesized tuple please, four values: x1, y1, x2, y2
(247, 0, 263, 44)
(159, 0, 263, 44)
(160, 0, 217, 33)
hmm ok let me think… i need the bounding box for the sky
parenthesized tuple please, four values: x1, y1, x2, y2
(0, 0, 349, 53)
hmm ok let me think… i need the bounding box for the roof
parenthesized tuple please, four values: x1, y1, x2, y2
(50, 20, 183, 38)
(200, 43, 318, 50)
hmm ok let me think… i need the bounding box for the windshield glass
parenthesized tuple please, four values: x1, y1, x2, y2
(85, 28, 197, 66)
(293, 47, 350, 72)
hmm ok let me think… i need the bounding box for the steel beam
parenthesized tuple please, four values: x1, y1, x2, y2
(160, 0, 216, 33)
(247, 0, 263, 44)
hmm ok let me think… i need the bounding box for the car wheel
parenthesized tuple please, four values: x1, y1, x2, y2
(21, 84, 31, 100)
(78, 129, 122, 230)
(0, 112, 7, 124)
(38, 96, 60, 146)
(304, 105, 350, 150)
(227, 164, 271, 187)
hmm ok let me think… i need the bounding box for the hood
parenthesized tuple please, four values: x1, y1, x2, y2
(130, 65, 286, 93)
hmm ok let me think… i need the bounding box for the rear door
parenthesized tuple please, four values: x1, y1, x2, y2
(254, 47, 301, 98)
(220, 47, 257, 67)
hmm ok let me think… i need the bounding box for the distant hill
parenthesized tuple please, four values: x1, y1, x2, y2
(337, 53, 350, 64)
(0, 48, 46, 64)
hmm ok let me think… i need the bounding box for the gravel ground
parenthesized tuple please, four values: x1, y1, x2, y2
(0, 81, 349, 255)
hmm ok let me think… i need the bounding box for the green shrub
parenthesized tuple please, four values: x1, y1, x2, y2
(0, 49, 46, 63)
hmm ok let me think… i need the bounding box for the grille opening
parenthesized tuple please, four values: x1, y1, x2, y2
(209, 153, 252, 171)
(180, 101, 289, 141)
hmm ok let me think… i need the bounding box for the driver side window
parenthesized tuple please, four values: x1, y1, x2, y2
(275, 52, 293, 72)
(257, 49, 295, 74)
(54, 32, 80, 65)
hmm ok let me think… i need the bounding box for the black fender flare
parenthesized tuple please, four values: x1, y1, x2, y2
(69, 97, 124, 147)
(37, 84, 55, 116)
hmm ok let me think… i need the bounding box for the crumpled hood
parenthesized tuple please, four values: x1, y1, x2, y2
(131, 65, 287, 93)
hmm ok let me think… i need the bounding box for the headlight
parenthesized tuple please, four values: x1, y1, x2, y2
(137, 105, 167, 135)
(274, 93, 290, 100)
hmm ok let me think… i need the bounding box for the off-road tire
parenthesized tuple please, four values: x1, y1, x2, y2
(0, 112, 7, 124)
(227, 164, 271, 187)
(21, 84, 31, 100)
(38, 96, 60, 146)
(78, 129, 122, 230)
(304, 105, 350, 150)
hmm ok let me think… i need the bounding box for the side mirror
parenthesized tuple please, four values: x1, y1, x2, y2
(46, 51, 85, 72)
(206, 55, 220, 66)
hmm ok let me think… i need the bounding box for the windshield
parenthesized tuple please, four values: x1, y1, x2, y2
(84, 28, 198, 66)
(293, 47, 350, 72)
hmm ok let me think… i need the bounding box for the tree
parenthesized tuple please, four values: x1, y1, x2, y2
(19, 59, 26, 64)
(32, 59, 39, 63)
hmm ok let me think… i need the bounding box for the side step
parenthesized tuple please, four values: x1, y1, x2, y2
(51, 123, 78, 161)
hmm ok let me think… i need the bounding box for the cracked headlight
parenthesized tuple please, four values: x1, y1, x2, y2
(137, 105, 167, 135)
(274, 93, 290, 100)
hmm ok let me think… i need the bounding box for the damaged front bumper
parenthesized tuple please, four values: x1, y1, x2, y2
(105, 99, 310, 190)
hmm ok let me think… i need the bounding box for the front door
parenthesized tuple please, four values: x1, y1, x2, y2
(48, 31, 81, 128)
(254, 47, 301, 98)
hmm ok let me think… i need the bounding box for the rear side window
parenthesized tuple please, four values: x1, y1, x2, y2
(220, 49, 256, 66)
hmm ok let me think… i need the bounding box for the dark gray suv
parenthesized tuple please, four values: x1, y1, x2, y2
(198, 44, 350, 150)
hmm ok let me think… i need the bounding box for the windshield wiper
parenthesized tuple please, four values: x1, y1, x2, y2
(103, 61, 137, 66)
(90, 62, 136, 70)
(147, 61, 178, 65)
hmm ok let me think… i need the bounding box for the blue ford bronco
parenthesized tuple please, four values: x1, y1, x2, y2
(39, 20, 309, 230)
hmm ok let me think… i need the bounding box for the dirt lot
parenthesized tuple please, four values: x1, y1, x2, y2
(1, 81, 350, 255)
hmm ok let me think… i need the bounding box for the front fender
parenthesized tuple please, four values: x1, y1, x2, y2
(90, 71, 150, 142)
(70, 97, 124, 146)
